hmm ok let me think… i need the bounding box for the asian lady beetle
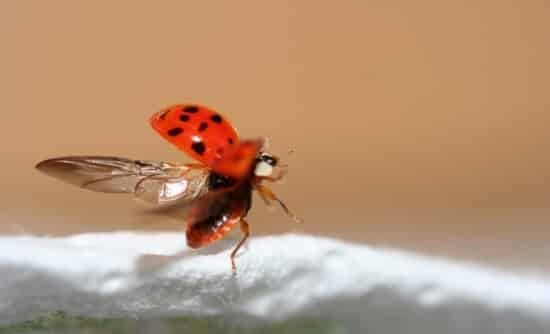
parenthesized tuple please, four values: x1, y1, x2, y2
(36, 104, 301, 271)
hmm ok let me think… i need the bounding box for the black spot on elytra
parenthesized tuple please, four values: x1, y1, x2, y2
(179, 114, 190, 122)
(191, 141, 206, 155)
(210, 114, 223, 123)
(183, 106, 199, 113)
(198, 122, 208, 132)
(227, 138, 234, 145)
(167, 127, 183, 136)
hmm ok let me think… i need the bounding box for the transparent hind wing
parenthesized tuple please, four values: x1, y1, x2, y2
(133, 170, 209, 205)
(35, 156, 209, 205)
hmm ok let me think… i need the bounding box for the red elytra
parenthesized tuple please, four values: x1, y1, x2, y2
(150, 104, 240, 168)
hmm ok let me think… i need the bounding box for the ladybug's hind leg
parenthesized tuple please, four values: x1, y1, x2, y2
(255, 184, 302, 223)
(231, 218, 250, 272)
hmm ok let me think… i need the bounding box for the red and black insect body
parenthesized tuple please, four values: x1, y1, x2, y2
(36, 104, 300, 271)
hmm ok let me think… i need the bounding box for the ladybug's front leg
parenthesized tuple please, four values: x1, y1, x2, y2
(255, 184, 302, 223)
(258, 167, 287, 183)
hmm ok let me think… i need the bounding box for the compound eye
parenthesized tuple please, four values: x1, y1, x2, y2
(260, 153, 278, 166)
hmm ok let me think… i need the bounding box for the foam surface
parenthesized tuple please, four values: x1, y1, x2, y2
(1, 233, 549, 333)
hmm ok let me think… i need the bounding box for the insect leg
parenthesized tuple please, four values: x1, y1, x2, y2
(259, 168, 287, 183)
(230, 218, 250, 272)
(255, 184, 302, 223)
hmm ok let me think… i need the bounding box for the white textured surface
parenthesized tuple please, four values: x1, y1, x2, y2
(1, 232, 549, 333)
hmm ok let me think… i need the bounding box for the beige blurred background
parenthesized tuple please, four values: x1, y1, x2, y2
(1, 1, 549, 271)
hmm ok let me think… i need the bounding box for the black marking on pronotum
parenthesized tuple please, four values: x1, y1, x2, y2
(183, 106, 199, 113)
(180, 114, 190, 122)
(198, 122, 208, 132)
(191, 141, 206, 155)
(259, 153, 278, 166)
(167, 127, 183, 136)
(210, 114, 223, 123)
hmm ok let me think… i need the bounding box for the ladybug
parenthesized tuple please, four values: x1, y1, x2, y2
(36, 104, 301, 271)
